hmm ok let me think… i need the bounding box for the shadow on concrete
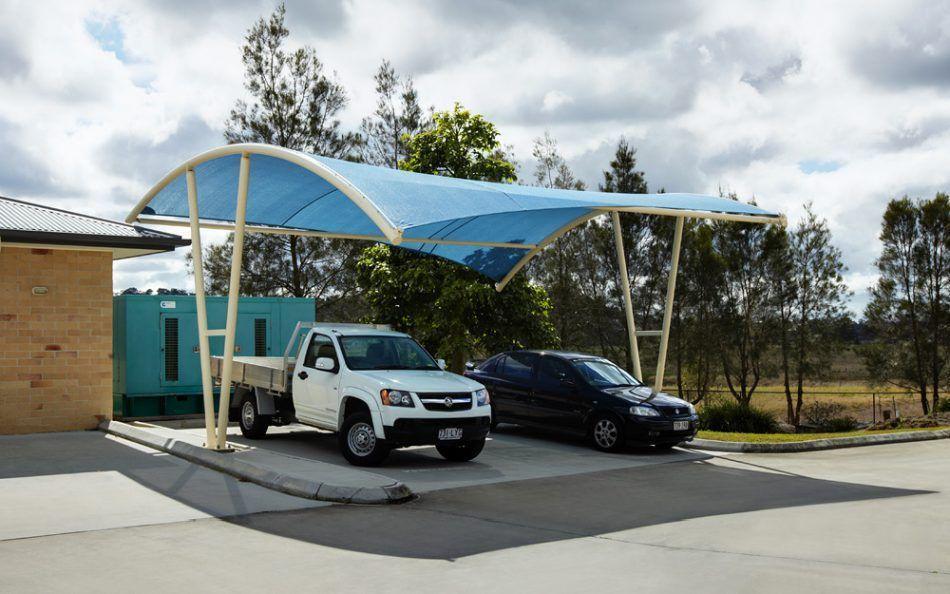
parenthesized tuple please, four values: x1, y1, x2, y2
(225, 457, 932, 560)
(0, 431, 318, 529)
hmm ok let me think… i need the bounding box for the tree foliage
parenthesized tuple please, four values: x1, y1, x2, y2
(401, 103, 517, 182)
(360, 59, 428, 168)
(357, 105, 556, 371)
(225, 3, 360, 156)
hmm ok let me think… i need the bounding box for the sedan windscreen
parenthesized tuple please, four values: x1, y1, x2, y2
(572, 359, 641, 388)
(339, 336, 440, 370)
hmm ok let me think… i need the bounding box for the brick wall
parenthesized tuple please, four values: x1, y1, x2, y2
(0, 246, 113, 434)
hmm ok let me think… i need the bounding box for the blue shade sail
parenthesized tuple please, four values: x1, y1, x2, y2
(136, 146, 783, 284)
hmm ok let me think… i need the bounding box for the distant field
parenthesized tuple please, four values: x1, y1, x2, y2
(677, 384, 927, 423)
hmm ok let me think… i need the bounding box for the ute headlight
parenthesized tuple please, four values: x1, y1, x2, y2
(629, 405, 660, 417)
(475, 388, 490, 406)
(381, 389, 414, 407)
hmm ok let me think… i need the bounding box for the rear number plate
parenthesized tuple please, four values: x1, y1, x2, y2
(673, 421, 689, 431)
(438, 427, 463, 440)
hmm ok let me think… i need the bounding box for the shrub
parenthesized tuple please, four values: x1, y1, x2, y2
(823, 416, 859, 432)
(936, 399, 950, 413)
(698, 400, 778, 433)
(803, 401, 845, 427)
(803, 401, 858, 432)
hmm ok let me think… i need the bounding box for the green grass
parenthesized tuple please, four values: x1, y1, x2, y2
(697, 426, 948, 443)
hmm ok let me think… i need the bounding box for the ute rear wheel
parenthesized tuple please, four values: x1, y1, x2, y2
(436, 438, 486, 462)
(238, 392, 269, 439)
(339, 412, 390, 466)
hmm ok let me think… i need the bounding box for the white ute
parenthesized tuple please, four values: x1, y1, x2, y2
(212, 323, 492, 466)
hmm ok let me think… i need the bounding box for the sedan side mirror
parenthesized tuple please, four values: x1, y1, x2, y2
(560, 375, 576, 388)
(437, 358, 447, 370)
(464, 362, 475, 371)
(314, 357, 336, 372)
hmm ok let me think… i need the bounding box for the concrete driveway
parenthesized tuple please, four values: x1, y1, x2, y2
(170, 422, 711, 493)
(0, 431, 325, 540)
(1, 427, 947, 592)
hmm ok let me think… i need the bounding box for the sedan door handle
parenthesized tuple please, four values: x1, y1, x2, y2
(297, 371, 308, 380)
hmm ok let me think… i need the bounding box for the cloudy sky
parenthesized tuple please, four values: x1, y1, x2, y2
(2, 0, 949, 314)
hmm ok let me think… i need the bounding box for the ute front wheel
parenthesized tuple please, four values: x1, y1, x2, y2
(339, 412, 390, 466)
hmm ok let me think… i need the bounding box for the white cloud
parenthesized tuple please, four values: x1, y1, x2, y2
(0, 0, 948, 316)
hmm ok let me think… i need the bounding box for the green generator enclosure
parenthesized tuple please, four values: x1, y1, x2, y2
(113, 294, 314, 419)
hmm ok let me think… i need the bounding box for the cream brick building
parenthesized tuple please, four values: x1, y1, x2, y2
(0, 197, 187, 434)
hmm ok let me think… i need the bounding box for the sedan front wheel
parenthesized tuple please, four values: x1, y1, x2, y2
(590, 415, 625, 452)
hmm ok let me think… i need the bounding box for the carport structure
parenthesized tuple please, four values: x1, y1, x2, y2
(126, 143, 784, 450)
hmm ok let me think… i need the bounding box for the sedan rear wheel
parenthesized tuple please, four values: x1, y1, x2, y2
(590, 415, 625, 452)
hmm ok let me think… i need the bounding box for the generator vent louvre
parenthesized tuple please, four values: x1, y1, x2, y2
(164, 317, 179, 382)
(254, 318, 267, 356)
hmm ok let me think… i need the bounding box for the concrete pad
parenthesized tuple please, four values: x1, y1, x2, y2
(1, 440, 948, 593)
(0, 431, 326, 541)
(169, 422, 711, 493)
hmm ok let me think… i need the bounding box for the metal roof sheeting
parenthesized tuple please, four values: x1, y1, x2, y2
(0, 196, 145, 236)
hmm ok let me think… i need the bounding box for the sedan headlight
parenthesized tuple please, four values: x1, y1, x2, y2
(381, 389, 414, 407)
(629, 405, 660, 417)
(475, 388, 490, 406)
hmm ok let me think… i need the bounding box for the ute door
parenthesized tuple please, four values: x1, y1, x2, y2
(492, 352, 539, 423)
(532, 355, 586, 433)
(292, 332, 341, 425)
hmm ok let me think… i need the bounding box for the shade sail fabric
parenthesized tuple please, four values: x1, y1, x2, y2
(130, 144, 783, 286)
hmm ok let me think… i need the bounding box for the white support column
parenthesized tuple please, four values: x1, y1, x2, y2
(214, 153, 251, 450)
(611, 211, 642, 380)
(186, 168, 217, 448)
(654, 216, 685, 392)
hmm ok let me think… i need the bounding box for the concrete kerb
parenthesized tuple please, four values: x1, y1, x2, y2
(99, 420, 413, 504)
(683, 428, 950, 453)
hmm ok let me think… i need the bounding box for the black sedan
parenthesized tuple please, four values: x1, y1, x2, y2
(464, 350, 698, 451)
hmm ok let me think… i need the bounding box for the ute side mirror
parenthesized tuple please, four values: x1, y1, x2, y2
(437, 358, 447, 370)
(314, 357, 336, 372)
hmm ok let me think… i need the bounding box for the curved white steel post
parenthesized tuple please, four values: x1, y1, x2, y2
(611, 211, 642, 380)
(186, 169, 217, 448)
(214, 153, 251, 450)
(654, 216, 684, 392)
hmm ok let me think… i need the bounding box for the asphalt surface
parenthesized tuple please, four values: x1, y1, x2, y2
(1, 429, 948, 593)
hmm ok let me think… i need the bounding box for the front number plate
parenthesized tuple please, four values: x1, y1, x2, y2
(438, 427, 463, 440)
(673, 421, 689, 431)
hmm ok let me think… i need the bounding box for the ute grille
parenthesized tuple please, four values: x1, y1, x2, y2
(417, 392, 473, 412)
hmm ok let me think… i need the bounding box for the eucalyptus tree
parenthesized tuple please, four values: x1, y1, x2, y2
(360, 59, 427, 168)
(865, 194, 949, 414)
(772, 205, 850, 425)
(198, 3, 366, 319)
(711, 196, 778, 406)
(527, 132, 588, 348)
